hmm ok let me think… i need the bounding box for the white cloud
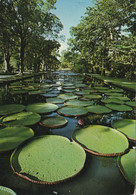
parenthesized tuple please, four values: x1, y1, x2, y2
(59, 42, 68, 54)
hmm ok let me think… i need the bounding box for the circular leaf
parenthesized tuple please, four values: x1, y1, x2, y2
(39, 116, 68, 128)
(105, 104, 132, 111)
(86, 105, 112, 114)
(112, 119, 136, 141)
(125, 101, 136, 107)
(0, 126, 34, 152)
(58, 94, 78, 100)
(72, 125, 129, 156)
(0, 186, 17, 195)
(1, 112, 41, 126)
(26, 103, 58, 114)
(83, 94, 102, 100)
(109, 96, 130, 101)
(46, 98, 65, 104)
(117, 149, 135, 185)
(101, 98, 124, 105)
(65, 100, 93, 107)
(0, 104, 25, 116)
(105, 92, 123, 96)
(10, 135, 86, 184)
(57, 106, 88, 117)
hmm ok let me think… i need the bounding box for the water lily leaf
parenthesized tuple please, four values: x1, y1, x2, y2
(57, 106, 88, 117)
(86, 105, 112, 114)
(75, 90, 90, 95)
(0, 126, 34, 152)
(46, 98, 65, 104)
(41, 93, 57, 98)
(1, 112, 41, 126)
(75, 84, 86, 88)
(29, 91, 42, 95)
(58, 94, 78, 100)
(65, 99, 93, 107)
(0, 186, 17, 195)
(0, 104, 25, 116)
(125, 101, 136, 107)
(83, 94, 102, 99)
(117, 149, 135, 185)
(112, 119, 136, 142)
(39, 116, 68, 128)
(105, 104, 132, 112)
(72, 125, 129, 156)
(109, 96, 130, 101)
(105, 93, 123, 96)
(26, 103, 58, 114)
(101, 98, 125, 105)
(10, 90, 28, 94)
(10, 135, 86, 184)
(63, 89, 75, 93)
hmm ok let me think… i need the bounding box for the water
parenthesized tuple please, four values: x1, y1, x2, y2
(0, 71, 135, 195)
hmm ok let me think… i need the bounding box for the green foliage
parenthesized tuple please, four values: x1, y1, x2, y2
(61, 0, 136, 80)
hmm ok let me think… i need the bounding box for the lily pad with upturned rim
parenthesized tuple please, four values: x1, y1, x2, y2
(112, 119, 136, 142)
(65, 99, 93, 107)
(0, 126, 34, 152)
(108, 96, 130, 101)
(26, 103, 58, 114)
(1, 112, 41, 126)
(0, 186, 17, 195)
(58, 94, 78, 100)
(117, 149, 135, 185)
(0, 104, 25, 116)
(104, 92, 123, 96)
(125, 101, 136, 107)
(101, 98, 125, 105)
(82, 94, 102, 100)
(46, 98, 65, 104)
(71, 125, 129, 156)
(57, 106, 88, 117)
(10, 135, 86, 184)
(86, 105, 112, 114)
(39, 116, 68, 128)
(105, 104, 132, 112)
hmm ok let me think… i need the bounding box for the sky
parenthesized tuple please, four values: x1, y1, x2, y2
(52, 0, 94, 53)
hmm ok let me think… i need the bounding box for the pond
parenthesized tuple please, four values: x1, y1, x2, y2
(0, 70, 135, 195)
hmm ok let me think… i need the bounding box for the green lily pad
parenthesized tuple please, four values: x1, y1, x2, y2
(26, 103, 58, 114)
(71, 125, 129, 156)
(0, 126, 34, 152)
(58, 94, 78, 100)
(46, 98, 65, 104)
(75, 90, 90, 95)
(29, 91, 42, 95)
(125, 101, 136, 107)
(101, 98, 125, 105)
(83, 94, 102, 100)
(41, 93, 57, 98)
(86, 105, 112, 114)
(65, 100, 93, 107)
(105, 92, 123, 96)
(109, 96, 130, 101)
(1, 112, 41, 126)
(117, 149, 135, 185)
(0, 104, 25, 116)
(105, 104, 132, 112)
(112, 119, 136, 142)
(10, 90, 28, 94)
(57, 106, 88, 117)
(75, 84, 86, 88)
(10, 135, 86, 184)
(62, 89, 75, 93)
(0, 186, 17, 195)
(39, 116, 68, 128)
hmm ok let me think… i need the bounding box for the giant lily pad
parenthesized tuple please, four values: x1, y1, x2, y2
(0, 186, 17, 195)
(109, 96, 130, 101)
(10, 135, 86, 184)
(112, 119, 136, 142)
(71, 125, 129, 156)
(0, 104, 25, 116)
(65, 99, 93, 107)
(26, 103, 58, 114)
(101, 98, 124, 105)
(58, 94, 78, 100)
(0, 126, 34, 152)
(105, 92, 123, 96)
(86, 105, 112, 114)
(105, 104, 132, 112)
(117, 149, 135, 185)
(1, 112, 41, 126)
(83, 94, 102, 100)
(46, 98, 65, 104)
(57, 106, 88, 117)
(125, 101, 136, 107)
(39, 116, 68, 128)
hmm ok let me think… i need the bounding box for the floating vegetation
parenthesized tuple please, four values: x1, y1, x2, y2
(0, 104, 25, 116)
(86, 105, 112, 114)
(39, 116, 68, 128)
